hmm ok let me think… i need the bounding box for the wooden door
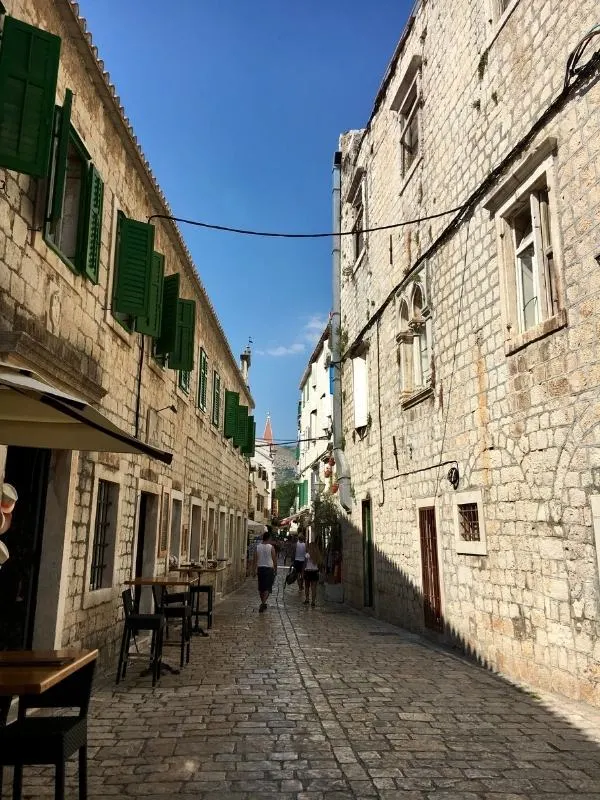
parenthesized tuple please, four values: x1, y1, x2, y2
(419, 507, 442, 631)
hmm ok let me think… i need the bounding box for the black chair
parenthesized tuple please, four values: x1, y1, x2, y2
(116, 589, 165, 687)
(0, 658, 96, 800)
(189, 584, 213, 634)
(152, 585, 192, 669)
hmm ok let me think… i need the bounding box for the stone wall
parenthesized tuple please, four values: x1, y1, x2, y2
(0, 0, 252, 665)
(339, 0, 600, 704)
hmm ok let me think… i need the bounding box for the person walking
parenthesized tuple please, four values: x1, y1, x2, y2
(303, 541, 323, 607)
(252, 530, 278, 612)
(293, 533, 306, 593)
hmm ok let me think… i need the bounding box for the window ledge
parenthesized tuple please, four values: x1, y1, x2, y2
(176, 386, 190, 404)
(484, 0, 521, 53)
(350, 247, 366, 275)
(147, 358, 166, 380)
(505, 309, 567, 356)
(83, 586, 118, 609)
(401, 385, 434, 410)
(105, 314, 134, 347)
(399, 156, 422, 198)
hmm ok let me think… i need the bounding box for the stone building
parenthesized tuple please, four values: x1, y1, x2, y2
(297, 326, 334, 521)
(0, 0, 254, 665)
(336, 1, 600, 704)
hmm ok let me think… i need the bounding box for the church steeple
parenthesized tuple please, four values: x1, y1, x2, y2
(263, 413, 274, 445)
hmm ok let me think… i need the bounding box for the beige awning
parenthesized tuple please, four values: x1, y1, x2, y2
(0, 365, 173, 464)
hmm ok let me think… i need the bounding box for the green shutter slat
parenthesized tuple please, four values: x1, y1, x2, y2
(212, 371, 221, 426)
(82, 163, 103, 283)
(234, 405, 248, 448)
(0, 16, 60, 177)
(135, 252, 164, 336)
(155, 273, 179, 355)
(47, 89, 72, 225)
(224, 390, 239, 439)
(168, 298, 195, 371)
(242, 415, 255, 456)
(113, 213, 155, 316)
(201, 351, 208, 409)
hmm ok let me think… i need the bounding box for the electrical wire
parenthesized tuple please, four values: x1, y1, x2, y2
(564, 25, 600, 90)
(147, 206, 465, 239)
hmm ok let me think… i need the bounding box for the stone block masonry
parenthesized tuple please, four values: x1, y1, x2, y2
(338, 0, 600, 706)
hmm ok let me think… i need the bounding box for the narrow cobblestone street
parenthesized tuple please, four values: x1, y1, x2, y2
(11, 573, 600, 799)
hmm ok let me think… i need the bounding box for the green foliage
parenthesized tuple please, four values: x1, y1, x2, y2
(274, 481, 298, 517)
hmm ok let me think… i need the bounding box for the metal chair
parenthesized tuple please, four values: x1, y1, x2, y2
(189, 584, 213, 634)
(152, 585, 191, 668)
(116, 589, 164, 687)
(0, 659, 96, 800)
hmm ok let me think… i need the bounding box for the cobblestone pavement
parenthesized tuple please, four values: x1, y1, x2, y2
(8, 573, 600, 799)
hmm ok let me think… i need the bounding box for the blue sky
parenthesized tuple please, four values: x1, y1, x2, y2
(78, 0, 412, 442)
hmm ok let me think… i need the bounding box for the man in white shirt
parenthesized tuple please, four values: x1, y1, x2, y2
(252, 530, 278, 612)
(293, 534, 306, 592)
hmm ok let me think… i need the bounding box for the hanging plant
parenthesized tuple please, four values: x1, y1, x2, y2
(324, 467, 332, 478)
(328, 456, 335, 466)
(331, 483, 339, 494)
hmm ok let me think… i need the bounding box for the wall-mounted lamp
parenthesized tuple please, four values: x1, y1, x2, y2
(157, 404, 177, 414)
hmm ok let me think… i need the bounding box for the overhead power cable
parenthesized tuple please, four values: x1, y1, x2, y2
(147, 206, 465, 239)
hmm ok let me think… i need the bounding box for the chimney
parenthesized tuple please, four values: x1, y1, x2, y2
(240, 343, 252, 384)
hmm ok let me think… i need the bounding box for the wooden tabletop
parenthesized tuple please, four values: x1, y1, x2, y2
(0, 649, 98, 696)
(124, 575, 199, 587)
(175, 564, 227, 574)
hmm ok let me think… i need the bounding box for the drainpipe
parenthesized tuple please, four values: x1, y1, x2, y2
(331, 151, 352, 514)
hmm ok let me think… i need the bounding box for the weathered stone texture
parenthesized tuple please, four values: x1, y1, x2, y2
(338, 0, 600, 705)
(0, 0, 251, 662)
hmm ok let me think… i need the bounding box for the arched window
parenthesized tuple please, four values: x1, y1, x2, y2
(397, 277, 433, 403)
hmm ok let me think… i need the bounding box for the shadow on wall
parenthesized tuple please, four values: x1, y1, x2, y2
(340, 512, 596, 699)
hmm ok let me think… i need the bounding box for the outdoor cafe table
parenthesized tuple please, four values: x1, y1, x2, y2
(173, 565, 227, 635)
(0, 648, 98, 728)
(124, 576, 199, 675)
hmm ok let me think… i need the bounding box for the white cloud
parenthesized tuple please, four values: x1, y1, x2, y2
(302, 314, 329, 346)
(256, 342, 305, 357)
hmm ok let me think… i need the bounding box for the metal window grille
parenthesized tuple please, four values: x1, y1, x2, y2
(458, 502, 481, 541)
(90, 480, 114, 591)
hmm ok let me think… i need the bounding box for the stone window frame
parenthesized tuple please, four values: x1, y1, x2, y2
(351, 347, 369, 432)
(83, 464, 123, 609)
(396, 275, 433, 409)
(453, 489, 488, 556)
(591, 496, 600, 590)
(188, 496, 204, 563)
(391, 55, 423, 192)
(168, 489, 184, 563)
(485, 0, 521, 50)
(350, 174, 367, 271)
(484, 140, 567, 356)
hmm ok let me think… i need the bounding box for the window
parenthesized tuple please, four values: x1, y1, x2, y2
(89, 480, 119, 591)
(212, 370, 221, 427)
(397, 279, 433, 403)
(352, 352, 369, 430)
(504, 183, 557, 334)
(351, 180, 366, 263)
(178, 369, 191, 394)
(310, 410, 317, 443)
(111, 211, 155, 332)
(453, 490, 487, 555)
(494, 0, 511, 18)
(400, 76, 420, 177)
(391, 55, 422, 182)
(486, 148, 565, 352)
(45, 91, 104, 281)
(257, 495, 264, 513)
(197, 348, 208, 410)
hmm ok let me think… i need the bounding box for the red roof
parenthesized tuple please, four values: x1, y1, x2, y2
(263, 414, 273, 444)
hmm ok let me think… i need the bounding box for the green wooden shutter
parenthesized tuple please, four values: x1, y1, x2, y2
(135, 252, 164, 336)
(82, 163, 104, 283)
(234, 405, 248, 448)
(168, 299, 195, 371)
(47, 89, 72, 225)
(200, 350, 208, 409)
(155, 273, 179, 355)
(0, 16, 60, 177)
(212, 371, 221, 426)
(113, 213, 155, 316)
(242, 415, 255, 456)
(224, 390, 239, 439)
